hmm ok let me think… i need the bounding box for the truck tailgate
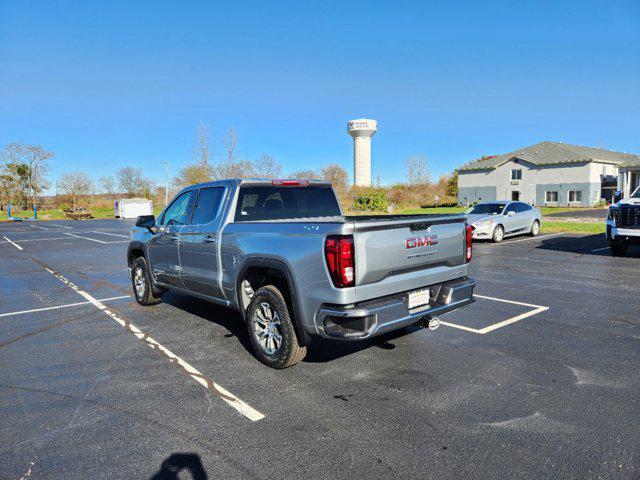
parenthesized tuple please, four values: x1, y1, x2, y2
(349, 215, 467, 287)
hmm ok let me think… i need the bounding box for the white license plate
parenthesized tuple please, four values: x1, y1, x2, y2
(407, 289, 430, 309)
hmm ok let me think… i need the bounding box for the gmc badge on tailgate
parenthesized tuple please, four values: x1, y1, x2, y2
(405, 235, 439, 249)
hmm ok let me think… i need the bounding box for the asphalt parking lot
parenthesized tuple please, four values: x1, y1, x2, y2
(1, 220, 639, 479)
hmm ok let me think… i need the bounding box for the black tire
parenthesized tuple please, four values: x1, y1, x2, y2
(492, 225, 505, 243)
(610, 240, 628, 257)
(131, 256, 163, 306)
(530, 220, 540, 237)
(246, 285, 307, 369)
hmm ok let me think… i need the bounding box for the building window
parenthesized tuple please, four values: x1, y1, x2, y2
(545, 191, 558, 203)
(511, 169, 522, 181)
(568, 190, 582, 203)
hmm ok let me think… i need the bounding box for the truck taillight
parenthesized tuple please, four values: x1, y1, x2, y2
(465, 224, 473, 263)
(325, 235, 355, 288)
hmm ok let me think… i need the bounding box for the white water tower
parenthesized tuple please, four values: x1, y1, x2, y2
(348, 118, 377, 186)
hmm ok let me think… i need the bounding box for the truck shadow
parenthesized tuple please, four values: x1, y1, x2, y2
(536, 233, 640, 257)
(304, 326, 421, 363)
(160, 293, 253, 353)
(160, 292, 416, 363)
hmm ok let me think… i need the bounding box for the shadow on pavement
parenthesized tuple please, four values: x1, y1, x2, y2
(536, 233, 640, 257)
(304, 324, 423, 363)
(161, 291, 422, 364)
(150, 453, 207, 479)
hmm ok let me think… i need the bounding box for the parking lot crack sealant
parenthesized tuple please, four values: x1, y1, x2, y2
(33, 259, 265, 422)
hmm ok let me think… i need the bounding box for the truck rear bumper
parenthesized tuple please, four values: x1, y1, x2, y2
(315, 277, 475, 340)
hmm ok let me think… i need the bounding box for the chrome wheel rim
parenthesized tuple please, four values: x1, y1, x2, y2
(134, 266, 146, 298)
(495, 228, 504, 242)
(253, 302, 282, 355)
(532, 222, 539, 235)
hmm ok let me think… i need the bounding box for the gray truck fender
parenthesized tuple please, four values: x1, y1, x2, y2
(235, 257, 312, 346)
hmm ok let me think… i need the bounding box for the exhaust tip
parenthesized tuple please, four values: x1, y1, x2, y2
(428, 317, 440, 331)
(420, 317, 440, 331)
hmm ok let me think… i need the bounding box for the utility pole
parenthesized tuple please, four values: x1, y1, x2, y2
(160, 161, 169, 205)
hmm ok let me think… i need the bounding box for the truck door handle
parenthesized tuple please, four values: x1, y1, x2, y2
(204, 235, 216, 243)
(169, 234, 179, 242)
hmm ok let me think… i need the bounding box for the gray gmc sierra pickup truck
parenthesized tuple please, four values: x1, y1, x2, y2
(128, 179, 475, 368)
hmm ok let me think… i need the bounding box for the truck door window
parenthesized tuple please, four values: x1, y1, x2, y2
(160, 190, 195, 226)
(190, 187, 225, 225)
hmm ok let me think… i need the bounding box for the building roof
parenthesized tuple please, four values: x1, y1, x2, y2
(458, 141, 640, 172)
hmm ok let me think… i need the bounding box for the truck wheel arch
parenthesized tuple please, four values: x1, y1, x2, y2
(127, 242, 146, 267)
(236, 258, 311, 346)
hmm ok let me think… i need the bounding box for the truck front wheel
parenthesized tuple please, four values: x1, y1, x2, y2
(131, 256, 163, 306)
(246, 285, 307, 369)
(610, 240, 628, 257)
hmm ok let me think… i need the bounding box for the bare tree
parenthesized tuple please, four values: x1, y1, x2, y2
(210, 127, 259, 179)
(174, 163, 213, 188)
(222, 127, 238, 164)
(100, 175, 117, 199)
(195, 123, 211, 168)
(254, 154, 282, 179)
(57, 172, 93, 207)
(214, 159, 256, 179)
(289, 169, 321, 180)
(117, 167, 154, 198)
(404, 153, 431, 185)
(321, 164, 349, 191)
(2, 143, 53, 205)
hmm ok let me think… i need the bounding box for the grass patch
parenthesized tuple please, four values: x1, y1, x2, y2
(1, 205, 165, 222)
(541, 221, 605, 234)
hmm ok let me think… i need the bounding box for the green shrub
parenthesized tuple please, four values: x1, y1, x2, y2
(353, 189, 389, 212)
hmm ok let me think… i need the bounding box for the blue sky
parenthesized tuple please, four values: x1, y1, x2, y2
(1, 0, 639, 189)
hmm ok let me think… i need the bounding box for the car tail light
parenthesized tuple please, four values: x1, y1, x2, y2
(465, 224, 473, 263)
(271, 179, 310, 186)
(325, 235, 355, 288)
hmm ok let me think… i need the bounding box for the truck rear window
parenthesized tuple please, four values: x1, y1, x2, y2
(235, 186, 341, 221)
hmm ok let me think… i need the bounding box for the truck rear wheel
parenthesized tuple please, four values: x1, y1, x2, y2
(246, 285, 307, 369)
(610, 240, 628, 257)
(131, 256, 163, 306)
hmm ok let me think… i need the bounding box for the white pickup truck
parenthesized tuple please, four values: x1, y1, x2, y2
(606, 187, 640, 256)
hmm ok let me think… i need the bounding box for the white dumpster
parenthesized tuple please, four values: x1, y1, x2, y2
(114, 198, 153, 219)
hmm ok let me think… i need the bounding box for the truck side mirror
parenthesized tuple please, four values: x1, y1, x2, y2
(136, 215, 156, 229)
(613, 190, 623, 203)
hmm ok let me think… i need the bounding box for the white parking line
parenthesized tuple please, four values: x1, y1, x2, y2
(42, 266, 265, 422)
(3, 236, 23, 250)
(0, 236, 72, 244)
(0, 296, 130, 318)
(439, 294, 549, 334)
(29, 224, 49, 230)
(496, 233, 563, 245)
(591, 246, 610, 252)
(63, 232, 128, 244)
(90, 231, 129, 238)
(50, 224, 73, 229)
